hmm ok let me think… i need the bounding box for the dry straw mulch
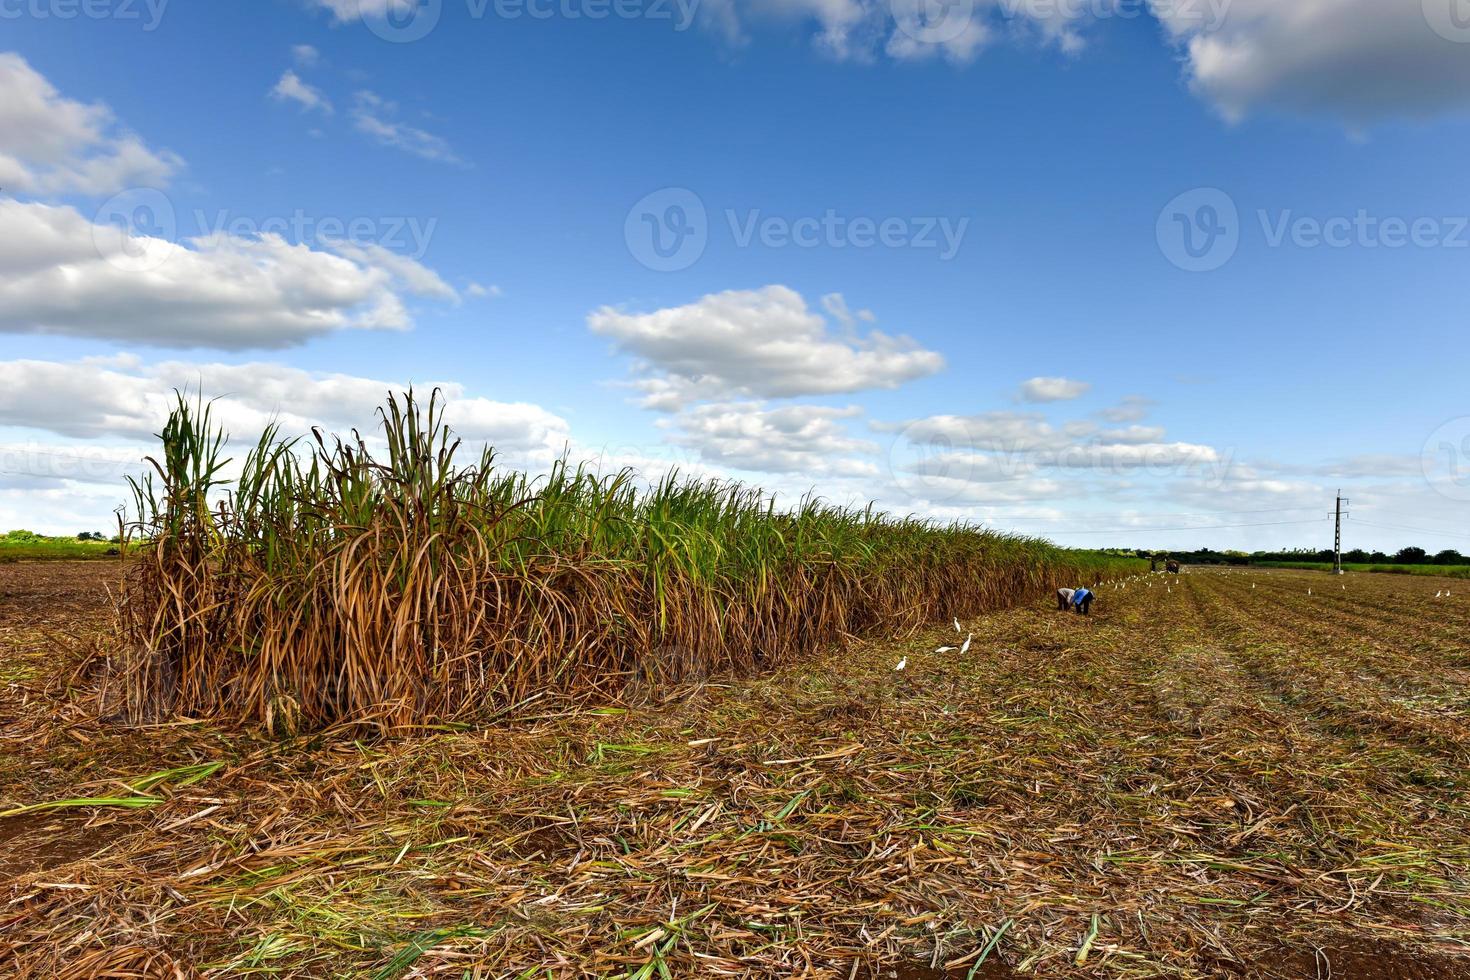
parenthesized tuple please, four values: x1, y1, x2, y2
(3, 563, 1470, 977)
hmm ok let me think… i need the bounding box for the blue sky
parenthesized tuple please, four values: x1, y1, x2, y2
(3, 0, 1469, 553)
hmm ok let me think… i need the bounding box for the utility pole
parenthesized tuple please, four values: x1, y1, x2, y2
(1333, 490, 1349, 575)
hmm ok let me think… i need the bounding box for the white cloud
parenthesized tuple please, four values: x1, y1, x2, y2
(1048, 441, 1221, 469)
(684, 0, 1470, 124)
(668, 401, 880, 477)
(1098, 425, 1167, 445)
(466, 282, 502, 299)
(0, 357, 573, 533)
(0, 357, 571, 458)
(0, 52, 182, 196)
(589, 285, 944, 408)
(1018, 376, 1091, 402)
(1096, 395, 1153, 423)
(292, 44, 322, 67)
(309, 0, 422, 21)
(1152, 0, 1470, 123)
(270, 70, 334, 114)
(0, 199, 457, 349)
(352, 91, 463, 165)
(891, 410, 1072, 453)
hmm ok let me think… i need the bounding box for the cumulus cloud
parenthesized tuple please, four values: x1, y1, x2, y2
(684, 0, 1470, 124)
(0, 358, 574, 532)
(0, 199, 457, 349)
(589, 285, 944, 409)
(0, 52, 182, 196)
(1098, 425, 1167, 445)
(271, 70, 334, 114)
(352, 91, 463, 165)
(1153, 0, 1470, 123)
(667, 402, 880, 477)
(709, 0, 1092, 65)
(883, 405, 1228, 519)
(0, 357, 571, 460)
(1095, 395, 1153, 423)
(889, 411, 1070, 453)
(1018, 376, 1091, 403)
(309, 0, 422, 21)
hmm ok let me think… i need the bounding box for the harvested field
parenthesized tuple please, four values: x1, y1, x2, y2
(3, 562, 1470, 978)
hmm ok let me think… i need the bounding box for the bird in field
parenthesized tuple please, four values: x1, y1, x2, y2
(1308, 588, 1313, 595)
(934, 645, 958, 654)
(953, 617, 963, 634)
(960, 633, 972, 655)
(1436, 591, 1443, 598)
(895, 657, 907, 671)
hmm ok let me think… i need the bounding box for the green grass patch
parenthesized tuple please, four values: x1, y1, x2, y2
(0, 529, 120, 562)
(1256, 561, 1470, 579)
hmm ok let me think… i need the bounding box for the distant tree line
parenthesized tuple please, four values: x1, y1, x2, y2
(1134, 547, 1466, 567)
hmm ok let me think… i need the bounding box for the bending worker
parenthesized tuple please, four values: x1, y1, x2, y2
(1071, 586, 1095, 616)
(1056, 587, 1075, 611)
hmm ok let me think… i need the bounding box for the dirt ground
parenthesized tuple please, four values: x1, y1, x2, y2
(2, 561, 1468, 978)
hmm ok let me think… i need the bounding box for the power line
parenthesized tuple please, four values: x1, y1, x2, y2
(980, 506, 1327, 522)
(1035, 518, 1329, 536)
(1349, 519, 1470, 543)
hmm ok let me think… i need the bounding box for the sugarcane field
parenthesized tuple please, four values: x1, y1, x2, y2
(3, 407, 1468, 978)
(6, 2, 1470, 976)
